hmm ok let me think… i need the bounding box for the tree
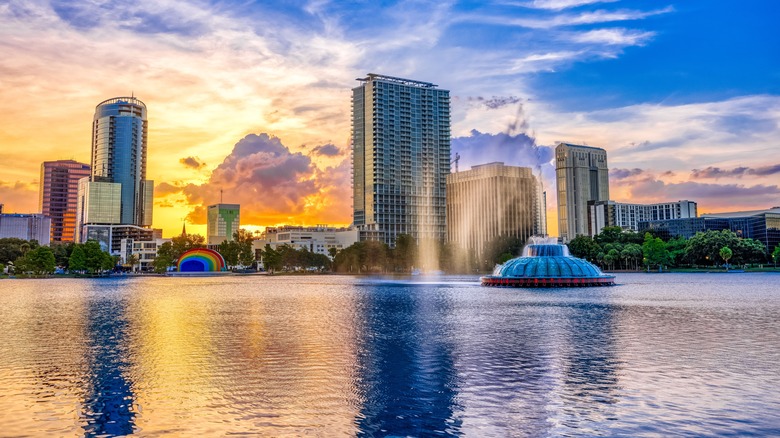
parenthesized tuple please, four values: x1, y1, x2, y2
(125, 254, 140, 272)
(719, 246, 733, 270)
(684, 230, 739, 266)
(773, 246, 780, 267)
(14, 246, 56, 276)
(51, 242, 73, 269)
(392, 234, 417, 273)
(261, 244, 282, 273)
(595, 226, 623, 245)
(235, 229, 255, 267)
(643, 233, 670, 271)
(154, 241, 175, 273)
(0, 238, 39, 264)
(666, 236, 688, 267)
(69, 244, 87, 273)
(171, 233, 206, 258)
(219, 239, 240, 268)
(567, 235, 600, 263)
(81, 240, 114, 274)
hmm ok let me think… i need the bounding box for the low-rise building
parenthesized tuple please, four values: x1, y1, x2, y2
(120, 237, 170, 271)
(589, 200, 697, 236)
(252, 225, 359, 260)
(639, 207, 780, 253)
(0, 212, 51, 245)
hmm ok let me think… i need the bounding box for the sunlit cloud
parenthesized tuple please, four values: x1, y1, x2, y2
(179, 156, 206, 170)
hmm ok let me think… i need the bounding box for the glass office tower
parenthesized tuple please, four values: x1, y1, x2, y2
(91, 97, 153, 226)
(352, 74, 451, 246)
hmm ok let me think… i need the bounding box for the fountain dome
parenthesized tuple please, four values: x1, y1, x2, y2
(481, 242, 615, 287)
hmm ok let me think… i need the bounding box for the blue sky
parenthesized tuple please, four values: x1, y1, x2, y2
(0, 0, 778, 235)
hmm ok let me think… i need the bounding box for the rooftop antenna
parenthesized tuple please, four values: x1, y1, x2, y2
(220, 189, 223, 204)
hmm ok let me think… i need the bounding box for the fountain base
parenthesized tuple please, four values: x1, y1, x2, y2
(481, 275, 615, 287)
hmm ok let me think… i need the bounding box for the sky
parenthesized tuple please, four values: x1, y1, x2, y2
(1, 0, 778, 238)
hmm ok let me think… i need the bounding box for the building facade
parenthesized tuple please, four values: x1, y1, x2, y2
(352, 73, 450, 246)
(78, 97, 154, 252)
(447, 162, 546, 259)
(556, 143, 609, 242)
(639, 207, 780, 253)
(39, 160, 91, 243)
(252, 225, 359, 261)
(207, 204, 240, 245)
(120, 237, 170, 271)
(589, 200, 697, 235)
(0, 213, 51, 245)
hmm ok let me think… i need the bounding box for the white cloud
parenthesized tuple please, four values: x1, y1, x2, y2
(572, 28, 656, 46)
(507, 0, 619, 11)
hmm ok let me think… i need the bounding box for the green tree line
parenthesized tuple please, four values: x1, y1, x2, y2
(569, 227, 772, 271)
(0, 238, 116, 276)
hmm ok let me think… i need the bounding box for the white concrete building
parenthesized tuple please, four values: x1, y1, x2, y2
(252, 225, 359, 259)
(120, 237, 170, 271)
(588, 200, 697, 236)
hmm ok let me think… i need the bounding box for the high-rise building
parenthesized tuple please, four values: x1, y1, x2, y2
(39, 160, 91, 243)
(555, 143, 609, 242)
(351, 73, 451, 246)
(89, 96, 152, 226)
(447, 162, 546, 259)
(588, 200, 697, 235)
(77, 97, 154, 253)
(207, 204, 240, 245)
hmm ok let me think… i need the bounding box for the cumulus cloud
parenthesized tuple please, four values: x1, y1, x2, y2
(173, 133, 350, 226)
(310, 143, 341, 157)
(451, 129, 555, 184)
(691, 164, 780, 179)
(179, 156, 206, 169)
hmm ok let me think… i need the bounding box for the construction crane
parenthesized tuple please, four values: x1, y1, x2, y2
(451, 152, 461, 173)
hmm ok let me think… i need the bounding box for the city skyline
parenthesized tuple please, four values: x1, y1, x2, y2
(1, 1, 778, 238)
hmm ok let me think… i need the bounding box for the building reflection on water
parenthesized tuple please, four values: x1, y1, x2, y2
(354, 285, 462, 435)
(352, 287, 621, 436)
(82, 294, 137, 436)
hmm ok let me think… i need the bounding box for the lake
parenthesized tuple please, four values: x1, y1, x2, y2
(0, 273, 778, 437)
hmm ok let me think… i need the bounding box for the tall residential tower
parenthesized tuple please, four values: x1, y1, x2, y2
(352, 73, 450, 246)
(39, 160, 91, 242)
(555, 143, 609, 242)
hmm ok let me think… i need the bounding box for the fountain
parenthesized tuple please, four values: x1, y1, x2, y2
(481, 237, 615, 287)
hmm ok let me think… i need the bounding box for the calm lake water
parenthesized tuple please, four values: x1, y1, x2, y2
(0, 273, 779, 437)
